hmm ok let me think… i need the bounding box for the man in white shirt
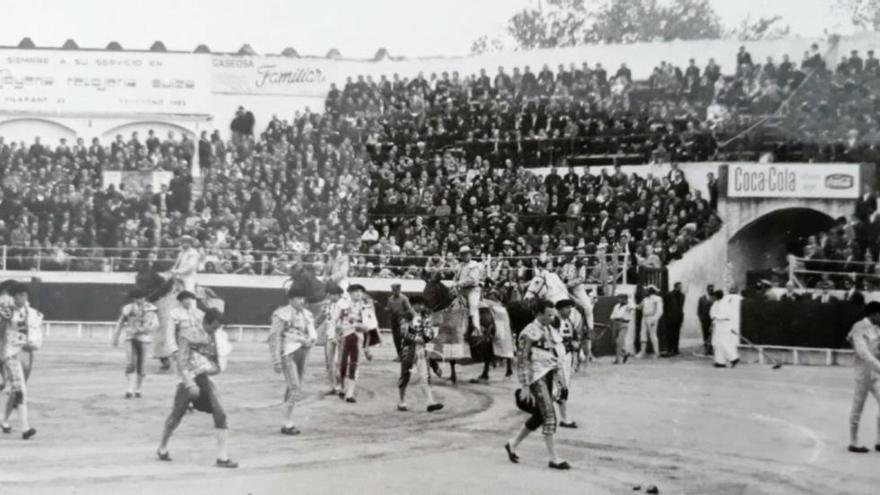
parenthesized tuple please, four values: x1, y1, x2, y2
(610, 293, 635, 364)
(638, 286, 664, 359)
(711, 288, 742, 368)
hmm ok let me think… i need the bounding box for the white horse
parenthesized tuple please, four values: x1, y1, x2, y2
(523, 269, 571, 304)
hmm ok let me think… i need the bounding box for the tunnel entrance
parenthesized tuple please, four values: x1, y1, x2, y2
(728, 207, 837, 285)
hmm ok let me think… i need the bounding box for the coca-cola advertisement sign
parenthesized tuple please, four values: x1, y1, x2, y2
(212, 55, 331, 97)
(727, 164, 860, 199)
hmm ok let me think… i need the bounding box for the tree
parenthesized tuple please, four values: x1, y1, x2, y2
(586, 0, 723, 44)
(470, 35, 506, 55)
(836, 0, 880, 30)
(474, 0, 726, 52)
(504, 0, 590, 50)
(729, 15, 791, 41)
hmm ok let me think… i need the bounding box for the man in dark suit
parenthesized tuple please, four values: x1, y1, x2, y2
(814, 282, 839, 304)
(663, 282, 686, 356)
(855, 186, 876, 223)
(843, 279, 866, 305)
(697, 284, 715, 355)
(707, 172, 718, 211)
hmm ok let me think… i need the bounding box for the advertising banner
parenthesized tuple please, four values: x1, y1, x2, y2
(727, 163, 860, 199)
(102, 170, 173, 194)
(211, 55, 333, 97)
(0, 50, 211, 115)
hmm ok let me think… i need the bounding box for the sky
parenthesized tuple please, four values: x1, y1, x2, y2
(0, 0, 855, 58)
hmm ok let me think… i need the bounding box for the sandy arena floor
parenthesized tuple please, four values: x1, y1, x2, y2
(0, 337, 878, 495)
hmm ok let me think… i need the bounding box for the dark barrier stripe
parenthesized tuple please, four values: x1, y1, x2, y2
(741, 299, 863, 349)
(31, 281, 624, 354)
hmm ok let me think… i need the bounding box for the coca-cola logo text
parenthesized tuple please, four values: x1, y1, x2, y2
(825, 174, 854, 189)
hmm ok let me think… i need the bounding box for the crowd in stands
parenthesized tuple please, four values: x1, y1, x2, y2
(791, 189, 880, 291)
(4, 41, 876, 279)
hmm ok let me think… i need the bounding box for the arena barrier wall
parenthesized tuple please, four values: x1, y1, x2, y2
(7, 271, 623, 340)
(740, 299, 863, 349)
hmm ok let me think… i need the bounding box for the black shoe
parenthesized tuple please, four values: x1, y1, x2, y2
(469, 377, 489, 384)
(337, 392, 345, 399)
(427, 403, 444, 413)
(125, 392, 133, 399)
(713, 363, 727, 368)
(623, 353, 630, 364)
(548, 460, 571, 470)
(430, 362, 443, 377)
(397, 404, 409, 412)
(875, 444, 880, 452)
(135, 392, 142, 398)
(504, 443, 519, 464)
(559, 421, 578, 429)
(216, 458, 239, 468)
(280, 426, 301, 436)
(22, 428, 36, 440)
(646, 485, 659, 494)
(345, 397, 357, 403)
(1, 424, 11, 434)
(157, 449, 172, 461)
(849, 445, 870, 453)
(730, 358, 740, 368)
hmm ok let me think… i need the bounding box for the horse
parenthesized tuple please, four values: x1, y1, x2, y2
(522, 269, 572, 304)
(421, 273, 534, 384)
(136, 268, 224, 371)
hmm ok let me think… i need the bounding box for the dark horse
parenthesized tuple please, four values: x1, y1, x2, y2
(421, 273, 535, 384)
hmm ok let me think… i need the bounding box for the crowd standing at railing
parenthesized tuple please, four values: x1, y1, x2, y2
(784, 187, 880, 291)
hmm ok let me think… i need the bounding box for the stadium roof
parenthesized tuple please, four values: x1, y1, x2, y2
(0, 37, 408, 61)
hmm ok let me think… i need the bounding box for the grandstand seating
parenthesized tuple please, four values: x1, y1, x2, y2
(7, 44, 872, 281)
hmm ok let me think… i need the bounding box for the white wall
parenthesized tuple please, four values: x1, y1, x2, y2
(667, 229, 728, 341)
(0, 118, 77, 145)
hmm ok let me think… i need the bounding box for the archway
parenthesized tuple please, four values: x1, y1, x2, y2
(0, 118, 76, 145)
(100, 120, 195, 142)
(728, 207, 837, 285)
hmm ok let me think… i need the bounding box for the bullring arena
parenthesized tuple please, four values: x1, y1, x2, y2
(7, 1, 880, 493)
(0, 329, 877, 495)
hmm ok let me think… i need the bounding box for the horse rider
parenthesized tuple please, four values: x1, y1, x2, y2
(453, 246, 485, 333)
(559, 246, 593, 318)
(323, 243, 350, 291)
(170, 235, 201, 294)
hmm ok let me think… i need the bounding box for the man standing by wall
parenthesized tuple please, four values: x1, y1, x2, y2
(638, 286, 663, 359)
(663, 282, 686, 357)
(711, 288, 742, 368)
(697, 284, 715, 355)
(610, 293, 635, 364)
(386, 283, 413, 361)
